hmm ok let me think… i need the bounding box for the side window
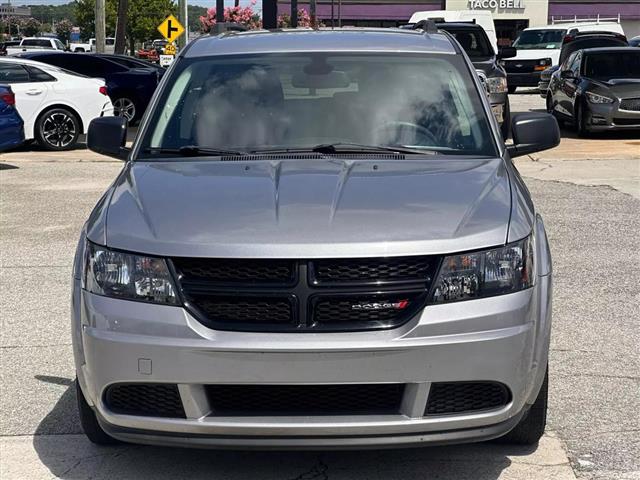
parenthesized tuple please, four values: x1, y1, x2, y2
(570, 52, 582, 76)
(0, 64, 30, 83)
(54, 39, 65, 50)
(562, 52, 576, 72)
(25, 65, 56, 82)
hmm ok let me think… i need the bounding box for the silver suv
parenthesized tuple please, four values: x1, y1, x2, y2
(74, 27, 559, 449)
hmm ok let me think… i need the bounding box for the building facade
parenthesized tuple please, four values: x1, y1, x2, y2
(0, 3, 31, 17)
(277, 0, 640, 41)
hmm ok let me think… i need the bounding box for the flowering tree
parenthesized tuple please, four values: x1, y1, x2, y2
(277, 8, 312, 28)
(21, 17, 43, 37)
(199, 1, 262, 32)
(55, 19, 73, 44)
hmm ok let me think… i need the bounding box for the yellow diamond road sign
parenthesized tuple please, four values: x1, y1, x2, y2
(164, 43, 176, 55)
(158, 15, 184, 43)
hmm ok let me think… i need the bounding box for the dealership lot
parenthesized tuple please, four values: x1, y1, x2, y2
(1, 93, 639, 479)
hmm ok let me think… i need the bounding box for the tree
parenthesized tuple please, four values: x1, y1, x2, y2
(126, 0, 177, 55)
(55, 19, 74, 44)
(199, 0, 261, 33)
(74, 0, 117, 40)
(21, 17, 43, 37)
(277, 8, 313, 28)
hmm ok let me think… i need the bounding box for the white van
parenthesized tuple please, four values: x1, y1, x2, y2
(504, 20, 625, 92)
(409, 10, 498, 53)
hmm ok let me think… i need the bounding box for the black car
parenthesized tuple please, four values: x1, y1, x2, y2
(539, 31, 628, 99)
(95, 53, 166, 76)
(434, 22, 516, 138)
(16, 51, 160, 123)
(548, 47, 640, 136)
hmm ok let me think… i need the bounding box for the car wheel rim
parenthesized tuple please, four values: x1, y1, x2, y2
(42, 112, 76, 148)
(114, 98, 136, 121)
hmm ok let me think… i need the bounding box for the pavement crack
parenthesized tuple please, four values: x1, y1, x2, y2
(289, 457, 329, 480)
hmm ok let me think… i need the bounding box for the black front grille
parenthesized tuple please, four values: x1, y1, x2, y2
(504, 59, 540, 73)
(613, 118, 640, 126)
(425, 382, 511, 416)
(189, 294, 295, 326)
(620, 98, 640, 112)
(311, 257, 432, 285)
(172, 256, 439, 332)
(104, 383, 186, 418)
(207, 384, 405, 415)
(173, 258, 296, 285)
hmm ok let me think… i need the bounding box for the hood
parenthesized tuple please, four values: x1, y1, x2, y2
(591, 78, 640, 97)
(99, 158, 512, 258)
(512, 48, 560, 64)
(471, 57, 505, 78)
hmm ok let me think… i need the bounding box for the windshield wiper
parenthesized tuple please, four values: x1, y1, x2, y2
(143, 145, 247, 157)
(252, 143, 435, 155)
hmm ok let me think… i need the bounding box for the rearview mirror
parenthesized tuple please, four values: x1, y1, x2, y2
(292, 71, 350, 89)
(87, 116, 129, 160)
(507, 112, 560, 158)
(497, 47, 516, 59)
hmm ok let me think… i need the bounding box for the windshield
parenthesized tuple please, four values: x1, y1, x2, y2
(446, 29, 494, 57)
(513, 29, 566, 50)
(584, 51, 640, 79)
(139, 53, 497, 158)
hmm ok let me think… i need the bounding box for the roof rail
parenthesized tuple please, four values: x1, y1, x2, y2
(551, 14, 621, 25)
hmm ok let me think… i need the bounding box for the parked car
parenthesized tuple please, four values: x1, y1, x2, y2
(69, 37, 116, 53)
(136, 41, 160, 63)
(0, 57, 113, 150)
(0, 40, 21, 56)
(538, 31, 628, 98)
(5, 37, 67, 55)
(434, 21, 516, 138)
(75, 27, 559, 449)
(16, 52, 160, 123)
(547, 47, 640, 135)
(95, 53, 166, 77)
(0, 84, 24, 151)
(504, 21, 625, 93)
(630, 35, 640, 48)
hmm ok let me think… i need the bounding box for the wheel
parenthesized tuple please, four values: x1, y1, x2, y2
(496, 368, 548, 445)
(76, 379, 120, 445)
(508, 85, 517, 94)
(575, 100, 590, 138)
(35, 108, 80, 151)
(112, 96, 137, 123)
(500, 98, 511, 140)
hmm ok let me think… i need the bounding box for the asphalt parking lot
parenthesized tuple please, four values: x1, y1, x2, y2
(1, 92, 639, 480)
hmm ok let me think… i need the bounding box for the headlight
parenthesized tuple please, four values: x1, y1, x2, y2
(84, 241, 179, 305)
(539, 58, 552, 66)
(486, 76, 508, 94)
(430, 236, 535, 304)
(586, 92, 614, 104)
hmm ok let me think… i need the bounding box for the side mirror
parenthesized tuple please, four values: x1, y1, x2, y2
(497, 46, 517, 59)
(87, 116, 129, 160)
(507, 112, 560, 158)
(560, 70, 575, 79)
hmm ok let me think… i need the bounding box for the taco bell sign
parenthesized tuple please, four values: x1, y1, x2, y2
(468, 0, 525, 8)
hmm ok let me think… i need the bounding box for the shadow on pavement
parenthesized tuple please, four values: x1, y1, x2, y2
(0, 162, 19, 170)
(31, 379, 539, 480)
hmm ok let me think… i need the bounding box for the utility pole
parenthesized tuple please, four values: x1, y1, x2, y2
(310, 0, 316, 28)
(114, 0, 128, 54)
(95, 0, 105, 53)
(178, 0, 187, 48)
(291, 0, 298, 28)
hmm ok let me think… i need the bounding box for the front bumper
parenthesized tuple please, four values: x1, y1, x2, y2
(73, 267, 552, 448)
(584, 101, 640, 131)
(507, 72, 542, 88)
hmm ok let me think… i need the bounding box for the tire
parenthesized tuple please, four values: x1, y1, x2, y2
(76, 379, 120, 445)
(575, 100, 590, 138)
(496, 368, 548, 445)
(35, 108, 81, 151)
(500, 98, 511, 140)
(508, 85, 517, 94)
(112, 96, 137, 123)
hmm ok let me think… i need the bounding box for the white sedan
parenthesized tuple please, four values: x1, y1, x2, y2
(0, 57, 113, 150)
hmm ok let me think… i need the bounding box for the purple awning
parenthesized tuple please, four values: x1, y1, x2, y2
(278, 3, 439, 20)
(548, 3, 640, 20)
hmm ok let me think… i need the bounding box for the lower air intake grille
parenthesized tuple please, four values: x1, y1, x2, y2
(425, 382, 511, 416)
(104, 383, 186, 418)
(207, 384, 405, 415)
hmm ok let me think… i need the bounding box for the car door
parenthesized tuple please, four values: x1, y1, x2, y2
(0, 62, 50, 132)
(562, 51, 582, 118)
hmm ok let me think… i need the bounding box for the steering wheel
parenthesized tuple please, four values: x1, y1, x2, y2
(375, 121, 439, 147)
